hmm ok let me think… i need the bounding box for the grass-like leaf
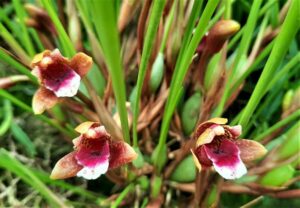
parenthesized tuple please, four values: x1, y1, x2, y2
(154, 0, 219, 168)
(240, 0, 300, 127)
(40, 0, 75, 57)
(12, 0, 35, 56)
(0, 148, 68, 208)
(0, 89, 76, 138)
(10, 121, 37, 157)
(214, 0, 263, 116)
(132, 0, 166, 147)
(89, 0, 130, 143)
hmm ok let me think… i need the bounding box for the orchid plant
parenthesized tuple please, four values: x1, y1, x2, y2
(0, 0, 299, 207)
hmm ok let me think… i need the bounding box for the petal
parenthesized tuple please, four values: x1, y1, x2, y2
(72, 136, 82, 148)
(76, 159, 109, 180)
(191, 149, 202, 172)
(84, 125, 108, 139)
(109, 141, 138, 169)
(31, 50, 51, 67)
(70, 52, 93, 77)
(50, 152, 83, 179)
(31, 67, 42, 82)
(32, 87, 59, 114)
(196, 125, 225, 146)
(194, 117, 227, 140)
(75, 138, 110, 168)
(235, 139, 267, 162)
(204, 139, 247, 180)
(75, 121, 97, 134)
(194, 146, 212, 167)
(225, 125, 242, 138)
(42, 65, 81, 97)
(206, 118, 228, 125)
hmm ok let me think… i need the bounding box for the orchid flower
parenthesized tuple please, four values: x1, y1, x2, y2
(191, 118, 267, 180)
(50, 122, 137, 180)
(31, 49, 92, 114)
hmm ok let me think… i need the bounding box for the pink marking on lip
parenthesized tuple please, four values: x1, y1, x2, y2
(75, 138, 110, 168)
(41, 62, 80, 97)
(204, 139, 247, 179)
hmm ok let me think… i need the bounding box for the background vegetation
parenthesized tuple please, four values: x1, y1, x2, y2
(0, 0, 299, 207)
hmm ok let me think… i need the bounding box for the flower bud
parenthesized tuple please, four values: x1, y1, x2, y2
(282, 86, 300, 116)
(260, 165, 295, 187)
(149, 53, 164, 92)
(151, 144, 167, 172)
(25, 4, 57, 35)
(181, 92, 202, 135)
(170, 155, 196, 182)
(206, 20, 240, 54)
(282, 89, 294, 112)
(276, 122, 300, 160)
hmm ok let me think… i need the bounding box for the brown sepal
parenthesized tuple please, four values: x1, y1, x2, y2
(50, 152, 83, 179)
(70, 53, 93, 77)
(236, 139, 267, 162)
(32, 87, 59, 114)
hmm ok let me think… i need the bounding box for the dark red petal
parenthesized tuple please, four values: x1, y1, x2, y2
(75, 138, 110, 168)
(204, 139, 247, 179)
(194, 146, 212, 167)
(109, 141, 137, 169)
(41, 60, 80, 97)
(50, 151, 83, 179)
(32, 87, 59, 114)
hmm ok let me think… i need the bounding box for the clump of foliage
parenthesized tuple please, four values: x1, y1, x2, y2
(0, 0, 299, 207)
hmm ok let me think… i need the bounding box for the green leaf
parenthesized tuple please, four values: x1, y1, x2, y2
(151, 143, 168, 172)
(90, 0, 130, 143)
(10, 121, 36, 157)
(132, 147, 145, 168)
(0, 148, 67, 207)
(12, 0, 35, 56)
(0, 100, 13, 136)
(151, 175, 163, 198)
(215, 0, 263, 116)
(132, 0, 166, 147)
(239, 0, 300, 127)
(155, 0, 219, 170)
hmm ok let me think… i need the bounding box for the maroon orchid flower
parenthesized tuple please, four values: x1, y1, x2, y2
(50, 122, 137, 180)
(31, 49, 92, 114)
(191, 118, 267, 180)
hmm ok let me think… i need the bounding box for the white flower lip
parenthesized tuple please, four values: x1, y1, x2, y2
(52, 72, 81, 97)
(76, 159, 109, 180)
(213, 156, 247, 180)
